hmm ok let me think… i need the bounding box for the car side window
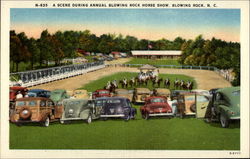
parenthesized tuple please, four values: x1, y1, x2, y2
(127, 100, 132, 107)
(197, 96, 209, 102)
(215, 93, 222, 101)
(40, 100, 46, 107)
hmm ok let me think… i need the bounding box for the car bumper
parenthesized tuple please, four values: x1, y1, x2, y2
(149, 113, 174, 117)
(100, 114, 125, 118)
(230, 116, 240, 120)
(61, 117, 86, 121)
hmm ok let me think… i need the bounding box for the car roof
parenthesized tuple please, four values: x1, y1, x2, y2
(16, 97, 51, 101)
(10, 86, 28, 91)
(51, 89, 66, 93)
(146, 96, 167, 100)
(135, 88, 150, 93)
(217, 86, 240, 104)
(96, 97, 127, 100)
(28, 89, 50, 92)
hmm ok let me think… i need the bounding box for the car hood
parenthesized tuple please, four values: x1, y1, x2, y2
(147, 103, 172, 110)
(63, 100, 89, 118)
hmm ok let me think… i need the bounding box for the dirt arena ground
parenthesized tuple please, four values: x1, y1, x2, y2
(30, 65, 231, 91)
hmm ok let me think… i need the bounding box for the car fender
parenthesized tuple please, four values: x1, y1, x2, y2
(80, 109, 91, 119)
(218, 105, 230, 118)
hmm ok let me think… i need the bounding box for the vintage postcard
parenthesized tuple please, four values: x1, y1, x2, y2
(1, 0, 249, 158)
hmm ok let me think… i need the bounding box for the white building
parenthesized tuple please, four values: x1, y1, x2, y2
(131, 50, 182, 59)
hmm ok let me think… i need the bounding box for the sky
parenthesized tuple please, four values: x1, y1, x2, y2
(10, 9, 240, 42)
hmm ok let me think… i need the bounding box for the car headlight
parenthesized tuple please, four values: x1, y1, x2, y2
(22, 110, 29, 115)
(68, 109, 74, 114)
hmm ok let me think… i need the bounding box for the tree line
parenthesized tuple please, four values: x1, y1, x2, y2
(10, 29, 240, 85)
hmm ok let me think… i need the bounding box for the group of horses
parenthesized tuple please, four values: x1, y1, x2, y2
(104, 72, 194, 93)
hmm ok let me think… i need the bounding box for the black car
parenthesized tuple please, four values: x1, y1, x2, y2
(28, 89, 51, 98)
(99, 97, 136, 121)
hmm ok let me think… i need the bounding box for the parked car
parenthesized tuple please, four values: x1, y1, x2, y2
(100, 97, 136, 121)
(60, 99, 99, 124)
(170, 90, 190, 100)
(140, 96, 176, 120)
(72, 89, 89, 99)
(191, 89, 212, 98)
(152, 88, 171, 99)
(209, 88, 220, 96)
(176, 93, 210, 118)
(50, 89, 70, 105)
(92, 89, 111, 99)
(132, 88, 151, 103)
(211, 86, 240, 128)
(9, 86, 28, 116)
(10, 97, 63, 127)
(28, 89, 51, 98)
(9, 86, 28, 102)
(113, 89, 134, 101)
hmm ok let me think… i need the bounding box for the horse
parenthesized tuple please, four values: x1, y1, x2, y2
(119, 78, 128, 88)
(112, 80, 118, 88)
(164, 78, 171, 88)
(152, 77, 163, 87)
(174, 78, 180, 89)
(104, 81, 111, 90)
(180, 80, 185, 89)
(186, 81, 193, 90)
(129, 77, 136, 87)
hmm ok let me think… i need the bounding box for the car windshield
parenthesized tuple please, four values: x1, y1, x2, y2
(232, 90, 240, 96)
(52, 92, 62, 95)
(150, 98, 166, 103)
(28, 92, 37, 97)
(95, 100, 106, 106)
(28, 101, 37, 106)
(99, 91, 109, 94)
(116, 91, 128, 94)
(75, 91, 84, 94)
(16, 101, 26, 106)
(106, 99, 125, 107)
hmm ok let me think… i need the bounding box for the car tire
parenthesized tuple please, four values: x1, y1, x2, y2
(44, 117, 50, 127)
(145, 113, 150, 120)
(124, 115, 130, 121)
(59, 119, 64, 124)
(220, 113, 229, 128)
(86, 114, 92, 124)
(190, 104, 196, 112)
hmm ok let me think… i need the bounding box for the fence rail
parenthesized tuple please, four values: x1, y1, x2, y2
(10, 61, 105, 87)
(105, 64, 234, 82)
(10, 61, 234, 87)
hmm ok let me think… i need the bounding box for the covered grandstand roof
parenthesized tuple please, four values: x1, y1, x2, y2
(131, 50, 182, 56)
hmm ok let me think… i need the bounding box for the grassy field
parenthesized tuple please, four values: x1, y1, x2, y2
(125, 58, 180, 66)
(80, 72, 196, 92)
(9, 72, 240, 150)
(9, 106, 240, 150)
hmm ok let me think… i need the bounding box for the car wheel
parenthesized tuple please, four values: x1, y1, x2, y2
(190, 104, 196, 112)
(220, 113, 229, 128)
(86, 115, 92, 124)
(44, 117, 50, 127)
(124, 115, 130, 121)
(59, 119, 64, 124)
(145, 113, 149, 120)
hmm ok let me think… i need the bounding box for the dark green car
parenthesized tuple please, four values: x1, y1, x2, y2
(212, 86, 240, 128)
(49, 89, 70, 105)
